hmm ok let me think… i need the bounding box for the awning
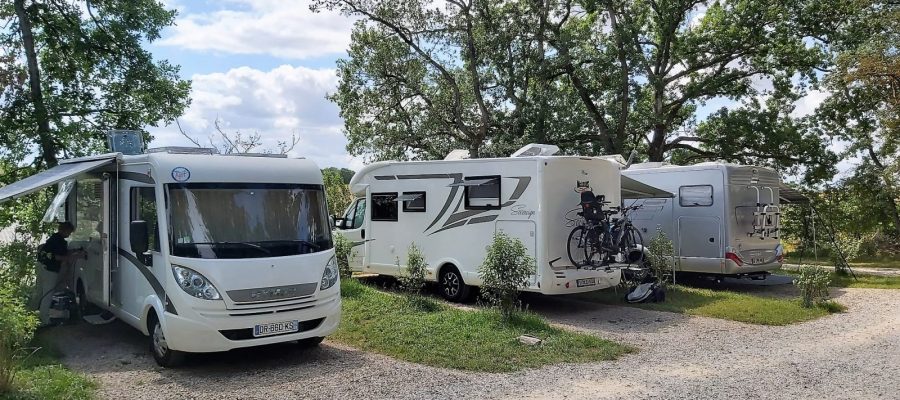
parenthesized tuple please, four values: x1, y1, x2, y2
(0, 154, 118, 203)
(621, 176, 674, 199)
(779, 183, 810, 204)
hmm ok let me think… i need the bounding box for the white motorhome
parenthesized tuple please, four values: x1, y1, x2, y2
(333, 145, 671, 301)
(0, 143, 341, 367)
(622, 162, 785, 278)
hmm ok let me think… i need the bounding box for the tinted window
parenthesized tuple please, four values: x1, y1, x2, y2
(680, 185, 713, 207)
(131, 187, 160, 252)
(402, 192, 426, 212)
(465, 176, 501, 209)
(371, 193, 398, 221)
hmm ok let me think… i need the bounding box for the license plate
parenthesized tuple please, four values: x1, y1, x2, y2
(253, 320, 299, 337)
(576, 278, 597, 287)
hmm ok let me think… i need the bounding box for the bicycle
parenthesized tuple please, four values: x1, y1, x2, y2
(567, 194, 644, 268)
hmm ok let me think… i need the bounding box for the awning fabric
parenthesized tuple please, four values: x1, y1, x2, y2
(0, 155, 117, 203)
(621, 176, 674, 199)
(779, 183, 810, 204)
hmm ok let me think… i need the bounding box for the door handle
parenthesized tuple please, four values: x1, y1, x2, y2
(361, 229, 366, 239)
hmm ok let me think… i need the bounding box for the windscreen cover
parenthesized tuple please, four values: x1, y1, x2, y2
(0, 156, 117, 203)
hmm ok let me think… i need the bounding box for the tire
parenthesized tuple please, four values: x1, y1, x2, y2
(438, 266, 471, 302)
(567, 226, 587, 266)
(583, 226, 606, 266)
(149, 314, 186, 368)
(624, 228, 645, 265)
(297, 336, 325, 348)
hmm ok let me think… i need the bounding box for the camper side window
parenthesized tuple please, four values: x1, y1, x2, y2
(131, 187, 160, 251)
(402, 192, 426, 212)
(464, 176, 501, 210)
(371, 193, 398, 221)
(679, 185, 713, 207)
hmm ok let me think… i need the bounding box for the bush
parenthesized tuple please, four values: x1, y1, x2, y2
(0, 287, 39, 394)
(646, 227, 675, 286)
(0, 232, 42, 302)
(332, 232, 356, 278)
(794, 265, 831, 308)
(830, 232, 863, 275)
(399, 243, 427, 294)
(478, 232, 535, 319)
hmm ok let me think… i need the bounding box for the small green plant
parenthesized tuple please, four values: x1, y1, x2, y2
(794, 265, 832, 308)
(0, 287, 39, 394)
(646, 227, 675, 286)
(399, 243, 427, 294)
(830, 232, 863, 275)
(478, 232, 535, 319)
(332, 232, 356, 278)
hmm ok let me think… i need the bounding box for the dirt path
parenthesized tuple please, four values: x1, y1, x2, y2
(47, 288, 899, 399)
(783, 263, 900, 277)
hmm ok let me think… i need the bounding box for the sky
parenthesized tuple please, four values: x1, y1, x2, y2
(146, 0, 847, 177)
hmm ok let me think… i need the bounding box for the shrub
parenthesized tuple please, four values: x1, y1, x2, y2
(478, 232, 535, 319)
(830, 232, 863, 275)
(0, 287, 39, 394)
(0, 232, 42, 302)
(332, 233, 356, 278)
(399, 243, 427, 294)
(794, 265, 831, 308)
(646, 227, 675, 286)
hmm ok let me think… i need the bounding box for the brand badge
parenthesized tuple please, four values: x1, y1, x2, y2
(171, 167, 191, 182)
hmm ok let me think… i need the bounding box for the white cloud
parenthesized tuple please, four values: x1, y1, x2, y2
(792, 89, 829, 118)
(159, 0, 352, 59)
(149, 65, 361, 170)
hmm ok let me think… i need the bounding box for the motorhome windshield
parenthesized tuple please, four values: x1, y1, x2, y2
(168, 183, 332, 259)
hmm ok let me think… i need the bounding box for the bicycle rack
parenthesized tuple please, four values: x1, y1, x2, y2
(749, 186, 781, 240)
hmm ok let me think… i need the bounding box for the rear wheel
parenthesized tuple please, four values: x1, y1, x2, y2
(567, 226, 587, 266)
(149, 314, 185, 368)
(438, 266, 471, 302)
(583, 226, 608, 266)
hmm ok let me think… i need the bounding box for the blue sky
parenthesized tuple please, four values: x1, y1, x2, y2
(147, 0, 845, 177)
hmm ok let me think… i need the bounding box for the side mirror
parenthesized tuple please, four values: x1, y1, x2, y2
(130, 220, 149, 255)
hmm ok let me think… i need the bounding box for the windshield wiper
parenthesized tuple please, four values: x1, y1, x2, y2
(186, 241, 272, 255)
(256, 239, 322, 251)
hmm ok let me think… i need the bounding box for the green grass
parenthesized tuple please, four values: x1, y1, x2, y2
(577, 285, 843, 326)
(784, 256, 900, 269)
(2, 336, 96, 400)
(332, 279, 634, 372)
(778, 268, 900, 289)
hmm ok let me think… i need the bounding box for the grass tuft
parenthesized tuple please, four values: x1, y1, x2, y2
(2, 336, 96, 400)
(579, 285, 843, 326)
(332, 279, 633, 372)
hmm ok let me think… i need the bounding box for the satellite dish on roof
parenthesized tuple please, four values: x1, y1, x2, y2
(511, 143, 559, 157)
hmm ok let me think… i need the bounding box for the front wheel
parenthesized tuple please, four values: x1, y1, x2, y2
(150, 316, 185, 368)
(438, 267, 471, 303)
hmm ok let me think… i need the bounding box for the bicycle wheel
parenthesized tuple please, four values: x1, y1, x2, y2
(567, 226, 587, 266)
(583, 225, 606, 267)
(622, 226, 645, 266)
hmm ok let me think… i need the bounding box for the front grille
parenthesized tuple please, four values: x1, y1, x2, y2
(219, 318, 325, 341)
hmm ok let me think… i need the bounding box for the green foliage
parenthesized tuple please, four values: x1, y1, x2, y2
(332, 232, 355, 278)
(830, 232, 864, 274)
(646, 227, 675, 286)
(398, 243, 427, 294)
(315, 0, 839, 180)
(323, 168, 354, 217)
(0, 287, 39, 394)
(0, 232, 41, 301)
(794, 265, 832, 308)
(333, 279, 632, 372)
(478, 232, 535, 318)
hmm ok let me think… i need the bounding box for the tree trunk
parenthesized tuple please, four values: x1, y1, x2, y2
(15, 0, 58, 167)
(648, 125, 666, 162)
(866, 143, 900, 237)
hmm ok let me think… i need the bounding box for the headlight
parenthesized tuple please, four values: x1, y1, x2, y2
(172, 265, 221, 300)
(320, 256, 339, 290)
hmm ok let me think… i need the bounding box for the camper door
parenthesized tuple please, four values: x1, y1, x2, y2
(67, 176, 116, 308)
(338, 196, 368, 270)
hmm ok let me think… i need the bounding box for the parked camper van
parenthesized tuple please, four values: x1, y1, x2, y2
(0, 143, 340, 367)
(333, 145, 670, 301)
(622, 162, 785, 278)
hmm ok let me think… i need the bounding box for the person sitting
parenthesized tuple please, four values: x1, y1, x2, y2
(37, 222, 85, 324)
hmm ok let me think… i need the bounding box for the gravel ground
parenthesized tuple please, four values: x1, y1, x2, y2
(46, 286, 899, 400)
(783, 263, 900, 277)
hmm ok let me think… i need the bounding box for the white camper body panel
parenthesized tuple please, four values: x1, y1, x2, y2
(23, 151, 341, 355)
(341, 156, 623, 294)
(622, 163, 784, 275)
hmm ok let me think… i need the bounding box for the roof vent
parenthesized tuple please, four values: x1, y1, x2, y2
(146, 147, 217, 155)
(224, 153, 288, 158)
(107, 130, 144, 155)
(444, 149, 470, 160)
(511, 143, 559, 157)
